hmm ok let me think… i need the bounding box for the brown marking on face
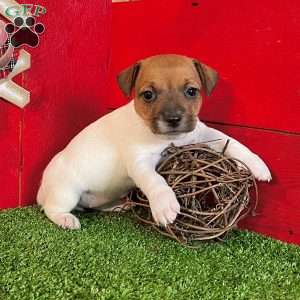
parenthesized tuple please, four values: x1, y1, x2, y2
(117, 54, 218, 135)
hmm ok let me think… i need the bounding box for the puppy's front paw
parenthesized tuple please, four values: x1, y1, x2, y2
(149, 188, 180, 226)
(246, 154, 272, 182)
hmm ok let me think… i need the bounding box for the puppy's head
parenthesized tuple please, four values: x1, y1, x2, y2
(117, 54, 218, 135)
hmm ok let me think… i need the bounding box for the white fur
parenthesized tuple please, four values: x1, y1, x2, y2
(37, 100, 271, 229)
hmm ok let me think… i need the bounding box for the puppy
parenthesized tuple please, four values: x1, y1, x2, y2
(37, 54, 271, 229)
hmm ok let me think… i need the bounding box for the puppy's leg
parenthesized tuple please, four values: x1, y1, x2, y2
(199, 124, 272, 181)
(38, 187, 81, 229)
(128, 157, 180, 226)
(79, 191, 111, 209)
(80, 192, 131, 212)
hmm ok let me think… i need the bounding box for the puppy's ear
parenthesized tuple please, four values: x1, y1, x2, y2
(117, 62, 141, 97)
(193, 60, 218, 96)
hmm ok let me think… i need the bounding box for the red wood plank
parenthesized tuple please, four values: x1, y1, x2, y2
(207, 123, 300, 245)
(0, 12, 23, 209)
(111, 0, 300, 133)
(110, 0, 300, 246)
(0, 102, 21, 209)
(20, 0, 112, 205)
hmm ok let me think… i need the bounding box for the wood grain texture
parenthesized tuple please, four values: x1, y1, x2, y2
(109, 0, 300, 245)
(207, 123, 300, 245)
(0, 101, 21, 208)
(0, 11, 22, 208)
(19, 0, 112, 205)
(110, 0, 300, 133)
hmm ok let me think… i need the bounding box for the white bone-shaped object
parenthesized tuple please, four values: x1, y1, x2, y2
(0, 49, 31, 108)
(0, 0, 31, 108)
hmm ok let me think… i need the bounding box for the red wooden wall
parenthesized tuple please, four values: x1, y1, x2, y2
(0, 93, 21, 208)
(109, 0, 300, 245)
(0, 0, 112, 207)
(1, 0, 300, 246)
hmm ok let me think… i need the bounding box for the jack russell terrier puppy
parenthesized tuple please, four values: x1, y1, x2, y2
(37, 54, 271, 229)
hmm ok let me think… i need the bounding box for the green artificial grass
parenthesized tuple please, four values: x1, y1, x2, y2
(1, 207, 300, 300)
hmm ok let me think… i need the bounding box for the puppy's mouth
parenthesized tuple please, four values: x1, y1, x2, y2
(152, 115, 197, 135)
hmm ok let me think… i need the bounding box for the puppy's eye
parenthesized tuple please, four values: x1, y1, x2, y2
(142, 90, 156, 102)
(184, 87, 199, 98)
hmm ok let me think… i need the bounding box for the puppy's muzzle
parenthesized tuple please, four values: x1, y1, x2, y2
(162, 111, 183, 128)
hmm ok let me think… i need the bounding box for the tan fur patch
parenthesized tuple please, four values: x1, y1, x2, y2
(134, 55, 203, 134)
(117, 54, 218, 135)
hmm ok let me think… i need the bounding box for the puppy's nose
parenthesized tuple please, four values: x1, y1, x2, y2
(163, 113, 182, 127)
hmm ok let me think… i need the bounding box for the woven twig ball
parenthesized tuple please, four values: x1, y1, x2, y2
(127, 141, 257, 247)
